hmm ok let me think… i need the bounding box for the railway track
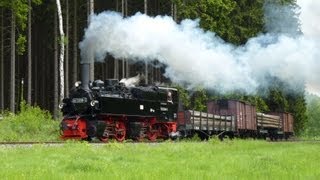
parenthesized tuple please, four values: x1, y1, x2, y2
(266, 139, 320, 143)
(0, 141, 64, 145)
(0, 140, 162, 146)
(0, 139, 319, 146)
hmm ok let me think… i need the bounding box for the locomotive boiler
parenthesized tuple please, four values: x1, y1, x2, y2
(60, 63, 179, 142)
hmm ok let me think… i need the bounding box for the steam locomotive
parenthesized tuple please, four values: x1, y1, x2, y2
(60, 63, 294, 142)
(60, 63, 179, 142)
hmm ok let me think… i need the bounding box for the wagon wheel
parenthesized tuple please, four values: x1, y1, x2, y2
(114, 121, 126, 142)
(147, 125, 158, 142)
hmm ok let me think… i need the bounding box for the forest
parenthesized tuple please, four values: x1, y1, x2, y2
(0, 0, 318, 136)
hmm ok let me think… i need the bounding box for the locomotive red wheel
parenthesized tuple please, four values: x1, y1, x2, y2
(99, 136, 109, 143)
(147, 131, 157, 141)
(147, 125, 158, 141)
(114, 121, 126, 142)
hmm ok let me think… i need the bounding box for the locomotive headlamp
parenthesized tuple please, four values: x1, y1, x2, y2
(74, 81, 81, 88)
(59, 103, 65, 109)
(90, 100, 99, 107)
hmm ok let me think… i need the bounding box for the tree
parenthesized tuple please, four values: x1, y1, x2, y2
(175, 0, 264, 45)
(53, 10, 58, 119)
(191, 88, 208, 111)
(0, 8, 3, 113)
(143, 0, 149, 83)
(231, 0, 264, 44)
(0, 0, 42, 111)
(65, 0, 69, 97)
(72, 0, 78, 85)
(55, 0, 65, 104)
(10, 9, 16, 113)
(305, 94, 320, 137)
(27, 0, 32, 105)
(175, 0, 236, 43)
(264, 0, 301, 36)
(287, 89, 307, 135)
(88, 0, 94, 82)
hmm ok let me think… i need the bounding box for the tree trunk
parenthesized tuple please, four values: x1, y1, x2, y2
(0, 8, 3, 112)
(171, 2, 177, 21)
(114, 0, 120, 79)
(10, 10, 16, 113)
(125, 0, 129, 77)
(55, 0, 65, 104)
(27, 0, 32, 105)
(144, 0, 148, 84)
(53, 11, 59, 119)
(65, 0, 69, 96)
(121, 0, 125, 79)
(88, 0, 94, 82)
(72, 0, 78, 84)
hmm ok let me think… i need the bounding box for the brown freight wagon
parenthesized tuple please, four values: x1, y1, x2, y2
(269, 112, 294, 138)
(207, 100, 257, 136)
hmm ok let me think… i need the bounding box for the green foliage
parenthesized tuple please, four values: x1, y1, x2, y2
(191, 88, 208, 111)
(287, 93, 307, 135)
(174, 85, 208, 111)
(175, 85, 191, 109)
(0, 101, 60, 141)
(304, 94, 320, 137)
(264, 88, 289, 112)
(230, 0, 264, 44)
(0, 0, 43, 55)
(16, 34, 26, 55)
(175, 0, 264, 44)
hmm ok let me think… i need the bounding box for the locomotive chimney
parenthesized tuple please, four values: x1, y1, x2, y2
(80, 63, 90, 90)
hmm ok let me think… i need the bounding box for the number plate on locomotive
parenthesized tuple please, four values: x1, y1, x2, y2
(72, 97, 88, 103)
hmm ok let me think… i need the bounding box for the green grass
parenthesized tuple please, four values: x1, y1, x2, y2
(0, 140, 319, 179)
(0, 101, 60, 142)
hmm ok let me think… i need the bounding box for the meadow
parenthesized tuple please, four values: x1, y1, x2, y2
(0, 140, 319, 179)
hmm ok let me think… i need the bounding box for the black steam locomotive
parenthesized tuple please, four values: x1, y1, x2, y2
(60, 63, 179, 142)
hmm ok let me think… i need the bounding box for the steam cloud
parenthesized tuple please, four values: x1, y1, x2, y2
(79, 1, 320, 94)
(120, 74, 141, 87)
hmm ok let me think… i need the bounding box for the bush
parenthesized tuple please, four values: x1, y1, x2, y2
(0, 101, 60, 142)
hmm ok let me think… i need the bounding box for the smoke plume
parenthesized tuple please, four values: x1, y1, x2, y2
(120, 74, 141, 87)
(79, 2, 320, 94)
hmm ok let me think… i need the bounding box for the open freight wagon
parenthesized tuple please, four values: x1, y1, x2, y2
(177, 110, 236, 139)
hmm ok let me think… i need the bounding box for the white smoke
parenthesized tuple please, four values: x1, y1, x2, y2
(298, 0, 320, 38)
(79, 2, 320, 94)
(297, 0, 320, 95)
(120, 74, 141, 87)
